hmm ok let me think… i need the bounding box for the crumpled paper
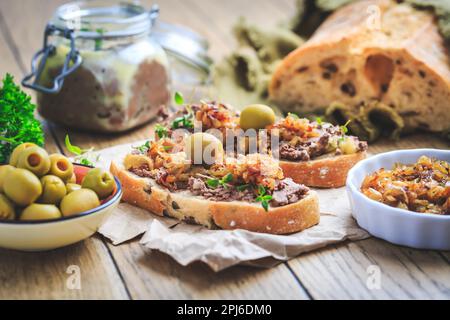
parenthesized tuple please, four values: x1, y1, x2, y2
(94, 142, 370, 271)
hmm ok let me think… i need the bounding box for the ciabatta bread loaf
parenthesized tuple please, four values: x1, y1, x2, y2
(269, 0, 450, 133)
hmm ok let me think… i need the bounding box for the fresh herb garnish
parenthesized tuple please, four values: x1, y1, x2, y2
(236, 184, 249, 192)
(171, 92, 194, 129)
(65, 134, 98, 166)
(288, 112, 299, 119)
(256, 185, 273, 212)
(316, 117, 323, 125)
(133, 140, 151, 154)
(339, 120, 351, 142)
(172, 113, 194, 129)
(163, 145, 173, 151)
(340, 120, 351, 135)
(154, 124, 168, 139)
(174, 91, 184, 105)
(206, 173, 233, 189)
(0, 74, 44, 163)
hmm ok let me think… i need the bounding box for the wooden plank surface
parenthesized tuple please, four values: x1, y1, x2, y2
(0, 11, 129, 299)
(0, 0, 448, 300)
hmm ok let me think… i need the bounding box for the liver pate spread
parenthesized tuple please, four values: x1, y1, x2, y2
(38, 44, 170, 132)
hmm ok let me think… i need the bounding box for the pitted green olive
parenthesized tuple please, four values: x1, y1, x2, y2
(66, 183, 81, 194)
(20, 204, 61, 221)
(186, 132, 224, 165)
(9, 143, 38, 166)
(4, 168, 42, 206)
(60, 189, 100, 216)
(0, 165, 15, 192)
(0, 193, 15, 220)
(81, 168, 116, 199)
(39, 175, 67, 205)
(16, 146, 51, 177)
(49, 154, 74, 181)
(339, 137, 358, 155)
(67, 173, 77, 184)
(240, 104, 276, 130)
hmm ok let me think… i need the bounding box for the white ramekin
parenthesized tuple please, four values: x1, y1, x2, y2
(346, 149, 450, 250)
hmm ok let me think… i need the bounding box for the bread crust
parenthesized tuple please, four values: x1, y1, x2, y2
(110, 161, 320, 235)
(279, 151, 367, 188)
(269, 0, 450, 132)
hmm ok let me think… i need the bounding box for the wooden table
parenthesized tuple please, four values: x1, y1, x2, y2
(0, 0, 448, 300)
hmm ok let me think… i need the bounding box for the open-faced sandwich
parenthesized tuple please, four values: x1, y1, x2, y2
(110, 134, 320, 234)
(157, 100, 368, 187)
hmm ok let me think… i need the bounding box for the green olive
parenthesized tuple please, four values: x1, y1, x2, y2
(20, 204, 61, 221)
(4, 168, 42, 206)
(240, 104, 276, 130)
(185, 132, 224, 165)
(0, 165, 15, 193)
(66, 183, 82, 194)
(81, 168, 116, 199)
(39, 175, 67, 205)
(16, 146, 51, 177)
(0, 193, 15, 220)
(67, 173, 77, 184)
(49, 154, 74, 181)
(9, 143, 38, 166)
(60, 189, 100, 216)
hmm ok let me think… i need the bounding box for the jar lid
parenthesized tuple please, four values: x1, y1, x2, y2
(152, 21, 212, 74)
(53, 0, 156, 39)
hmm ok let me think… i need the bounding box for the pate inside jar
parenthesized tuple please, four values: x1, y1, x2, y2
(35, 1, 170, 132)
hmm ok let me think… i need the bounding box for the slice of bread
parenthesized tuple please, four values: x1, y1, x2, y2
(110, 160, 320, 235)
(279, 151, 367, 188)
(269, 0, 450, 133)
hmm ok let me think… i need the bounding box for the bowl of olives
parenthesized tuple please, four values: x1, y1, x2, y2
(0, 143, 122, 251)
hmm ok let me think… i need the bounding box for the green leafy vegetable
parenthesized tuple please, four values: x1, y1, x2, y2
(255, 185, 273, 212)
(340, 120, 351, 135)
(133, 141, 150, 154)
(65, 134, 82, 155)
(316, 117, 323, 125)
(206, 173, 234, 189)
(154, 124, 168, 139)
(174, 91, 184, 105)
(236, 184, 249, 192)
(339, 120, 351, 142)
(0, 74, 44, 163)
(65, 134, 98, 166)
(172, 113, 194, 129)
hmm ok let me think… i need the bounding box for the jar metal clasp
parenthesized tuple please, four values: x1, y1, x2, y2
(22, 24, 82, 94)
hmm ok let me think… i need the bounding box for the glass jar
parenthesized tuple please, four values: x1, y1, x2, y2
(23, 1, 171, 133)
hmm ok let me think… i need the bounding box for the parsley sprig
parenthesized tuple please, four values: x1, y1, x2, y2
(133, 141, 151, 154)
(171, 92, 194, 129)
(174, 91, 184, 105)
(0, 74, 44, 163)
(154, 124, 168, 139)
(206, 173, 233, 189)
(315, 117, 323, 125)
(256, 185, 273, 212)
(172, 113, 194, 129)
(339, 120, 351, 142)
(65, 135, 99, 166)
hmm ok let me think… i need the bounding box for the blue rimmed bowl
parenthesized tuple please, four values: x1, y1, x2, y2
(346, 149, 450, 250)
(0, 164, 122, 251)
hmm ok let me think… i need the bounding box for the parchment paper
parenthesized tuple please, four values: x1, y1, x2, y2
(93, 142, 370, 272)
